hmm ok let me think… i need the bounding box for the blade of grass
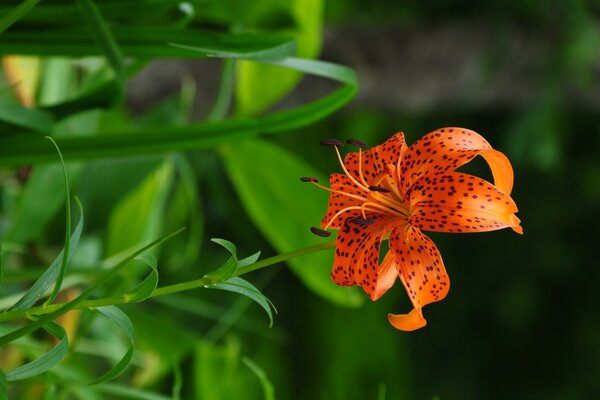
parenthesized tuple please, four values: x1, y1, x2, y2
(8, 200, 83, 311)
(0, 227, 185, 345)
(76, 0, 125, 87)
(88, 306, 134, 385)
(45, 137, 72, 305)
(0, 0, 41, 35)
(0, 57, 357, 165)
(242, 357, 275, 400)
(4, 322, 68, 381)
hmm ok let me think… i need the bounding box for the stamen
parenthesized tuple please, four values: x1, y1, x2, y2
(351, 218, 376, 225)
(320, 139, 344, 147)
(310, 180, 367, 202)
(310, 227, 331, 237)
(369, 185, 391, 193)
(333, 146, 370, 192)
(346, 139, 368, 149)
(300, 177, 319, 182)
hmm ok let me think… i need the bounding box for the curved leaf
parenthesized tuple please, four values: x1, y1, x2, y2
(5, 322, 68, 381)
(125, 254, 159, 303)
(242, 357, 275, 400)
(0, 57, 356, 166)
(9, 200, 84, 311)
(89, 306, 134, 385)
(206, 277, 275, 327)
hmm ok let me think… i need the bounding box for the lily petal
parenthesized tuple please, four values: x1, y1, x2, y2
(409, 172, 522, 234)
(388, 309, 427, 331)
(344, 132, 407, 186)
(371, 251, 398, 301)
(388, 226, 449, 331)
(400, 127, 513, 196)
(331, 214, 395, 299)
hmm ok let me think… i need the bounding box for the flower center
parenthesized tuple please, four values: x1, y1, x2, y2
(303, 140, 410, 235)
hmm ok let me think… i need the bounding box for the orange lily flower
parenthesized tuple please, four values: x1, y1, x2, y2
(303, 128, 522, 331)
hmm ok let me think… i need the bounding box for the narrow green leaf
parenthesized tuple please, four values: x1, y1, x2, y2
(210, 238, 237, 258)
(206, 277, 274, 327)
(0, 0, 41, 35)
(89, 306, 134, 385)
(5, 322, 68, 381)
(221, 138, 364, 307)
(125, 254, 159, 303)
(0, 228, 184, 345)
(0, 57, 357, 166)
(238, 251, 261, 268)
(0, 369, 6, 400)
(76, 0, 125, 86)
(0, 102, 53, 133)
(242, 357, 275, 400)
(8, 200, 84, 311)
(203, 257, 237, 285)
(0, 27, 296, 60)
(203, 239, 239, 284)
(45, 137, 72, 305)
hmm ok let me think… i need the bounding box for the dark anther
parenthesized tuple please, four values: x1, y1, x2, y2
(310, 227, 331, 237)
(351, 218, 377, 225)
(369, 185, 391, 193)
(346, 139, 369, 149)
(320, 138, 344, 147)
(300, 177, 319, 183)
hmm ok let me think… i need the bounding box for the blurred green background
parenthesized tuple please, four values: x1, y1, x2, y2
(1, 0, 599, 399)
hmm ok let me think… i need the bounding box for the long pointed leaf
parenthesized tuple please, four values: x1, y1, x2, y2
(8, 201, 84, 311)
(4, 322, 68, 381)
(0, 57, 356, 165)
(89, 306, 134, 385)
(206, 277, 274, 327)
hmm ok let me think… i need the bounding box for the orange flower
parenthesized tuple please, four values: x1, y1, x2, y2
(303, 128, 522, 331)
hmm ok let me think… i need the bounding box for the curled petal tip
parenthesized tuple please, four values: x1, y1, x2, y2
(320, 138, 344, 147)
(510, 215, 523, 234)
(346, 138, 369, 149)
(310, 227, 331, 237)
(387, 309, 427, 331)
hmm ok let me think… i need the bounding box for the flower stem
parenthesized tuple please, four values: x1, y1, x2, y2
(0, 241, 335, 322)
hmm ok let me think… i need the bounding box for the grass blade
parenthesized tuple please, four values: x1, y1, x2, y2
(88, 306, 134, 385)
(76, 0, 125, 87)
(0, 57, 356, 165)
(4, 322, 68, 381)
(206, 277, 275, 327)
(8, 201, 83, 311)
(0, 102, 53, 134)
(0, 227, 184, 345)
(242, 357, 275, 400)
(125, 254, 159, 303)
(0, 0, 41, 35)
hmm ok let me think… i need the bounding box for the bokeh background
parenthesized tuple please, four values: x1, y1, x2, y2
(1, 0, 599, 399)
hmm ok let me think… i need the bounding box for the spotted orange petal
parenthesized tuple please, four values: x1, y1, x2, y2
(331, 214, 395, 298)
(320, 173, 366, 229)
(344, 132, 407, 187)
(371, 251, 398, 301)
(409, 172, 522, 234)
(387, 225, 449, 331)
(400, 127, 514, 196)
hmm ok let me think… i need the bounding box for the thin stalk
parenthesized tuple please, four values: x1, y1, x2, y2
(206, 58, 235, 121)
(0, 241, 334, 323)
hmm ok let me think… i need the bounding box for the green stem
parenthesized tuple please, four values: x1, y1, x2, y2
(206, 58, 235, 121)
(0, 241, 335, 323)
